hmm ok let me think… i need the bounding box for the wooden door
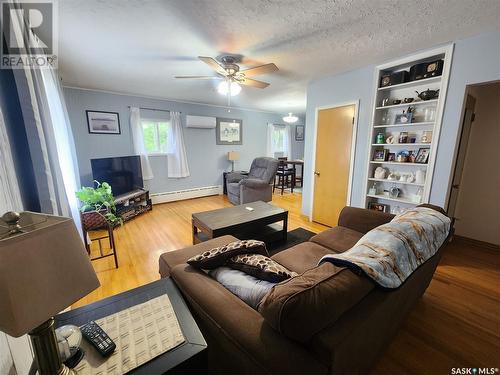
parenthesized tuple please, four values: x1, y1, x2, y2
(447, 94, 476, 219)
(313, 105, 355, 226)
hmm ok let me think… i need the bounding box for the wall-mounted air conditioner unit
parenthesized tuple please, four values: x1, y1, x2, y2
(185, 115, 216, 129)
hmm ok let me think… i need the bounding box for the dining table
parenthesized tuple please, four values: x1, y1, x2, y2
(286, 160, 304, 188)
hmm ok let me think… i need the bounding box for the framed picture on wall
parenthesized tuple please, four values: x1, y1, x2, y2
(216, 118, 242, 145)
(295, 125, 304, 141)
(86, 110, 121, 134)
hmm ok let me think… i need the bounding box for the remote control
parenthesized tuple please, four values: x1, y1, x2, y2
(80, 321, 116, 357)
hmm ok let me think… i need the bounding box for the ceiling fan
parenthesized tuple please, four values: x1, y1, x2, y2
(174, 55, 279, 96)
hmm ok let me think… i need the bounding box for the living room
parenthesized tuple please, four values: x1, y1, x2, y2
(1, 1, 499, 374)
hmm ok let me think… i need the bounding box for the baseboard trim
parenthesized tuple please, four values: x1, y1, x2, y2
(452, 235, 500, 251)
(151, 185, 223, 204)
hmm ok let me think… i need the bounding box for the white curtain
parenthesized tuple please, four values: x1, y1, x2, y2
(284, 125, 292, 159)
(130, 107, 154, 180)
(9, 10, 83, 232)
(266, 123, 275, 157)
(167, 111, 190, 178)
(0, 108, 23, 212)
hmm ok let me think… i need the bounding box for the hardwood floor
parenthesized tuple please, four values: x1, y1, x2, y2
(73, 193, 500, 374)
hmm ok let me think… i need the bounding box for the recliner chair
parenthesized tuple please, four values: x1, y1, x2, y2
(226, 157, 279, 205)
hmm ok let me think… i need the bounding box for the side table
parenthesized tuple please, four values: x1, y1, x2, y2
(55, 279, 207, 374)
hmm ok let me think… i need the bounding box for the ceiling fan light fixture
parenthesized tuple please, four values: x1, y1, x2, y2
(283, 112, 298, 123)
(217, 81, 241, 96)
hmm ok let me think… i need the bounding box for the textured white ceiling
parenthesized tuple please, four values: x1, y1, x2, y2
(59, 0, 500, 114)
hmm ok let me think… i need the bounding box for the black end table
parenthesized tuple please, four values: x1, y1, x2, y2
(55, 279, 207, 374)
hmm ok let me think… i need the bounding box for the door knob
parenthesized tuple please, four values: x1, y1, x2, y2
(314, 171, 320, 176)
(452, 184, 460, 189)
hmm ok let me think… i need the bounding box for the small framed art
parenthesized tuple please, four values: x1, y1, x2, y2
(295, 125, 304, 141)
(216, 118, 243, 145)
(368, 202, 389, 212)
(415, 148, 430, 164)
(86, 111, 121, 134)
(373, 149, 388, 162)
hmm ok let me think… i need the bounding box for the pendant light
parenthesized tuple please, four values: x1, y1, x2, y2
(283, 112, 298, 123)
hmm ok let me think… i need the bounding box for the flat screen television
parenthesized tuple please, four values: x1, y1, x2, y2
(91, 156, 143, 196)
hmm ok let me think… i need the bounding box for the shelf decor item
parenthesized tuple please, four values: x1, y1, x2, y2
(415, 148, 430, 164)
(380, 70, 409, 88)
(421, 131, 432, 143)
(374, 167, 387, 179)
(376, 133, 386, 144)
(368, 202, 389, 212)
(415, 89, 440, 101)
(373, 149, 388, 162)
(395, 111, 413, 124)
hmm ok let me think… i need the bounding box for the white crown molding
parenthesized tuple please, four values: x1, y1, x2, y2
(62, 84, 290, 116)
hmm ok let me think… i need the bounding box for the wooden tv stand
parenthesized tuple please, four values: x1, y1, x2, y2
(114, 189, 152, 222)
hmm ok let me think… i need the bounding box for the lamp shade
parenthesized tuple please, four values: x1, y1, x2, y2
(227, 151, 240, 161)
(0, 212, 100, 337)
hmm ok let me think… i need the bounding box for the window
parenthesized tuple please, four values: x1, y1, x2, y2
(271, 126, 286, 153)
(141, 120, 169, 154)
(267, 124, 291, 158)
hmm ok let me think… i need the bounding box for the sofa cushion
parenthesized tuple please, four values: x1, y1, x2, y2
(310, 226, 364, 254)
(258, 262, 374, 343)
(337, 206, 394, 234)
(187, 239, 268, 270)
(158, 235, 238, 277)
(228, 254, 298, 282)
(271, 242, 334, 274)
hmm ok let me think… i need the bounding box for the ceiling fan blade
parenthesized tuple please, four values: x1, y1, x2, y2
(174, 75, 222, 80)
(239, 63, 278, 77)
(198, 56, 228, 76)
(239, 78, 270, 89)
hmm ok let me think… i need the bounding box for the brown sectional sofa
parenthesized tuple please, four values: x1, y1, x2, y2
(158, 205, 452, 375)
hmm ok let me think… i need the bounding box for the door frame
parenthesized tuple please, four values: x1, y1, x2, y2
(446, 90, 476, 216)
(309, 100, 359, 222)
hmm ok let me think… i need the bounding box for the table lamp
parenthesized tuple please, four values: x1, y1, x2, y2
(0, 211, 100, 375)
(227, 151, 239, 172)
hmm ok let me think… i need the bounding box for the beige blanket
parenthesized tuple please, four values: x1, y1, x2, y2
(319, 207, 451, 288)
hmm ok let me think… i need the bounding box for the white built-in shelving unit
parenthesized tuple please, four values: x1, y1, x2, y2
(363, 45, 454, 214)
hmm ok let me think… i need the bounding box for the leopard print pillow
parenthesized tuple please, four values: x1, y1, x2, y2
(187, 240, 268, 270)
(227, 254, 298, 283)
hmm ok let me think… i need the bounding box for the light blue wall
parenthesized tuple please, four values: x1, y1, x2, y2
(302, 66, 375, 214)
(302, 28, 500, 216)
(64, 87, 304, 194)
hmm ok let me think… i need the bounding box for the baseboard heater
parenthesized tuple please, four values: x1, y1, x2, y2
(151, 185, 223, 204)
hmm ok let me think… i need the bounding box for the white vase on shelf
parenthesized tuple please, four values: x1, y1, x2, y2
(415, 170, 426, 184)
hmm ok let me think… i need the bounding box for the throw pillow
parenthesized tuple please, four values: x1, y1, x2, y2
(227, 254, 298, 283)
(187, 240, 268, 270)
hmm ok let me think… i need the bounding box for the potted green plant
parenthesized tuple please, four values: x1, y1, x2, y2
(75, 181, 123, 230)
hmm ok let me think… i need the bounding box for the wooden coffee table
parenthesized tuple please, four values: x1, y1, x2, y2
(192, 201, 288, 244)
